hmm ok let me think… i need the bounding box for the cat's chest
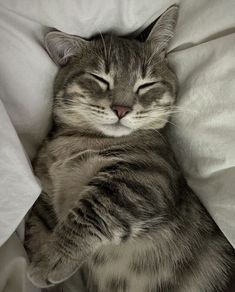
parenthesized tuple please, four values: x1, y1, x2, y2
(49, 147, 118, 215)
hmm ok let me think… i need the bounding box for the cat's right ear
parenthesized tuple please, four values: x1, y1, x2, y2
(45, 31, 88, 66)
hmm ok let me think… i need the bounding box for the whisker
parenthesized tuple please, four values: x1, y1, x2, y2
(136, 110, 152, 115)
(90, 108, 108, 115)
(78, 101, 107, 112)
(73, 101, 89, 106)
(88, 103, 105, 110)
(151, 106, 196, 116)
(141, 111, 179, 128)
(148, 128, 168, 144)
(108, 33, 113, 63)
(99, 31, 108, 61)
(164, 119, 178, 128)
(133, 115, 148, 119)
(152, 117, 179, 128)
(168, 106, 198, 114)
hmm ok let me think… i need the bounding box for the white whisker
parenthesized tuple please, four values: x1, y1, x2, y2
(152, 128, 168, 143)
(99, 31, 108, 61)
(168, 106, 198, 115)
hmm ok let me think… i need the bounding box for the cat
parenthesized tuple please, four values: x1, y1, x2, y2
(25, 5, 235, 292)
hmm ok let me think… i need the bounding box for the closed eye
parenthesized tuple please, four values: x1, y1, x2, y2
(89, 73, 110, 90)
(137, 82, 158, 95)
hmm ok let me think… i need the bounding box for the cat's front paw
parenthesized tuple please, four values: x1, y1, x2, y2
(27, 242, 79, 288)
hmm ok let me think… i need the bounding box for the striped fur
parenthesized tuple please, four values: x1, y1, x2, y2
(25, 6, 235, 292)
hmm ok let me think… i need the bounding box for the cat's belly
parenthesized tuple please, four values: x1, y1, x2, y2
(82, 239, 174, 292)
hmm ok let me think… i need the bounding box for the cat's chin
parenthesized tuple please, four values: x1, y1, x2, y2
(97, 123, 133, 137)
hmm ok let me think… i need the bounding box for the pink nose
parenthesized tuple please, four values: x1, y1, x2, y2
(111, 105, 132, 119)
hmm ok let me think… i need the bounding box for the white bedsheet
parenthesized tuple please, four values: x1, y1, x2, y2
(0, 0, 234, 265)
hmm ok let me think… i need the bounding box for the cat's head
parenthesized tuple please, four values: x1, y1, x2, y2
(45, 5, 178, 137)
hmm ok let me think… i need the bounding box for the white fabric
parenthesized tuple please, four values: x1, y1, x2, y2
(168, 0, 235, 245)
(0, 1, 235, 290)
(169, 35, 235, 245)
(0, 232, 39, 292)
(0, 100, 40, 247)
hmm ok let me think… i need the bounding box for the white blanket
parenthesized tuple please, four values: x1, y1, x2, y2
(0, 0, 234, 255)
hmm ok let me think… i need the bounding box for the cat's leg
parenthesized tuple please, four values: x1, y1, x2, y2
(27, 180, 137, 288)
(25, 191, 58, 264)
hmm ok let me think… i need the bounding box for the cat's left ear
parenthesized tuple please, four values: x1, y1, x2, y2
(147, 5, 179, 53)
(45, 31, 88, 66)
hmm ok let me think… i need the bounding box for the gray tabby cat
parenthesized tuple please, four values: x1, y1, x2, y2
(25, 6, 235, 292)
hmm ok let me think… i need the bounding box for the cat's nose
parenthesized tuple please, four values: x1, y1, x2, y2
(111, 105, 132, 119)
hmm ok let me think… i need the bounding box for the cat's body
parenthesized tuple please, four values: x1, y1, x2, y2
(31, 128, 234, 292)
(25, 6, 235, 292)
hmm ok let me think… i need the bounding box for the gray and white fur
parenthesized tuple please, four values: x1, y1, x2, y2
(25, 6, 235, 292)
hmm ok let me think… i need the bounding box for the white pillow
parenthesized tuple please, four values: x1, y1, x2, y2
(168, 0, 235, 246)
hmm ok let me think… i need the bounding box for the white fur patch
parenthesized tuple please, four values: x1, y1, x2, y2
(66, 83, 86, 96)
(159, 92, 172, 105)
(99, 123, 133, 137)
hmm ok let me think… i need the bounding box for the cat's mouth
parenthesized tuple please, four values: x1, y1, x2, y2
(103, 121, 131, 129)
(99, 121, 133, 137)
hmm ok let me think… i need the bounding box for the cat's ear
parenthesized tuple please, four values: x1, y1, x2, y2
(45, 31, 88, 66)
(147, 5, 179, 53)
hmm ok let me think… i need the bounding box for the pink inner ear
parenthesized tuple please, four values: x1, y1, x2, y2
(45, 32, 88, 66)
(45, 33, 75, 66)
(146, 5, 178, 52)
(58, 48, 74, 66)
